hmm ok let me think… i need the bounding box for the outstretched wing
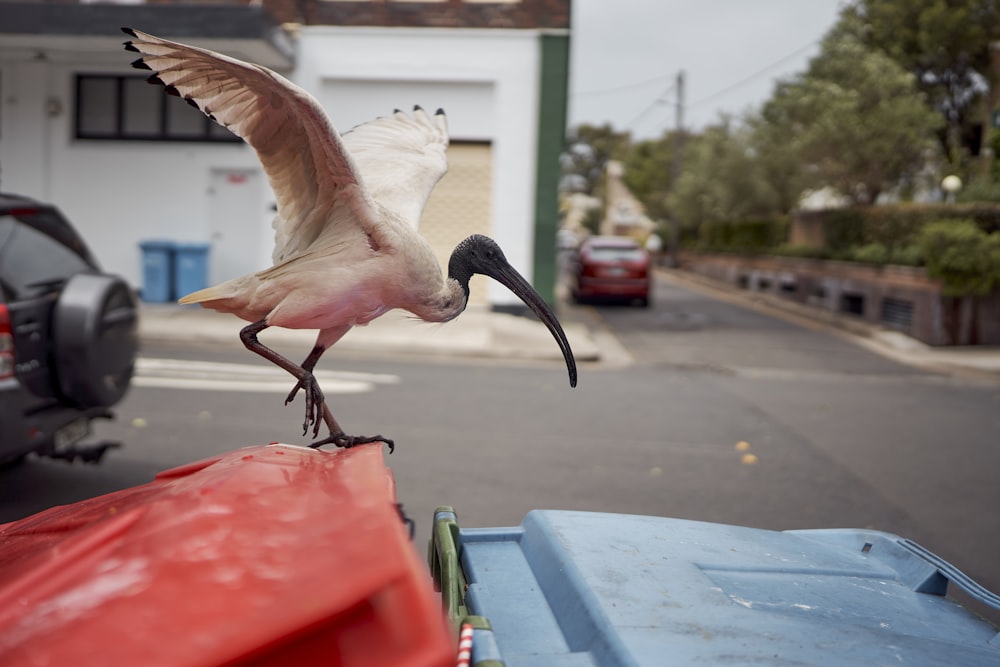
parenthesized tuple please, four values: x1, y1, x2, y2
(342, 106, 449, 230)
(122, 28, 374, 263)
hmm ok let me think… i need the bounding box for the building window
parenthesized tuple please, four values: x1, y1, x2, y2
(75, 74, 241, 143)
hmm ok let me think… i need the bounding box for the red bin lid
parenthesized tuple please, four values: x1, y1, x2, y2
(0, 444, 453, 667)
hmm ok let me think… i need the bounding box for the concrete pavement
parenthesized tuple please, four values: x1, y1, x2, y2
(137, 302, 606, 364)
(136, 271, 1000, 380)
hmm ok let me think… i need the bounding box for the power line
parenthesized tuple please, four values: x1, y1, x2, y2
(687, 38, 821, 110)
(572, 72, 676, 98)
(625, 83, 676, 133)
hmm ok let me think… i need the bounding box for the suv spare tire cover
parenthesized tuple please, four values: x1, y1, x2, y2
(53, 273, 139, 407)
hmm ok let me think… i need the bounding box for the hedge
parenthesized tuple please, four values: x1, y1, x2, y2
(819, 204, 1000, 254)
(697, 218, 789, 253)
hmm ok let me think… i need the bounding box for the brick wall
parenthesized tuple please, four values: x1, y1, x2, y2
(254, 0, 570, 29)
(680, 253, 1000, 346)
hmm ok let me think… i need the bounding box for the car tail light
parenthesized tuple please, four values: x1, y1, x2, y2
(0, 305, 13, 379)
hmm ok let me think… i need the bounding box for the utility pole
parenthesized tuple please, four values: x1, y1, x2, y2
(667, 70, 684, 268)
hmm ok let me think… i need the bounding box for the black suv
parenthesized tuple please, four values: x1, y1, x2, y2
(0, 193, 138, 465)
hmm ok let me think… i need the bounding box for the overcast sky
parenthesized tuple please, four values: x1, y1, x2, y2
(568, 0, 849, 139)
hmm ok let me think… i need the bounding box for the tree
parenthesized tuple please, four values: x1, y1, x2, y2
(759, 31, 942, 205)
(560, 124, 631, 196)
(669, 118, 782, 230)
(621, 132, 677, 223)
(746, 106, 817, 214)
(847, 0, 1000, 165)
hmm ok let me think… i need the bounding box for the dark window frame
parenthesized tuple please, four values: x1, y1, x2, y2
(74, 74, 242, 144)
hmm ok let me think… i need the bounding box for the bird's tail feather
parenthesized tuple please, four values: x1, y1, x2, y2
(178, 284, 234, 304)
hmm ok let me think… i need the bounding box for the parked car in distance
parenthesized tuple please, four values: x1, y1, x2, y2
(0, 193, 138, 466)
(571, 235, 651, 307)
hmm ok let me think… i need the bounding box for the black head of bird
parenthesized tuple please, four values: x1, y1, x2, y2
(447, 234, 577, 388)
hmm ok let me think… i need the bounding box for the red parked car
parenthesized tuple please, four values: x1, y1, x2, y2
(571, 236, 651, 307)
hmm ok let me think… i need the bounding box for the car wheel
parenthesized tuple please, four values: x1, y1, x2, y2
(53, 273, 139, 407)
(0, 453, 27, 470)
(637, 297, 650, 308)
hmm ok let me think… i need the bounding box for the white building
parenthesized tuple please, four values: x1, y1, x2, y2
(0, 0, 570, 308)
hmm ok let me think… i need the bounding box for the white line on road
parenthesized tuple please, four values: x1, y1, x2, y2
(134, 358, 400, 394)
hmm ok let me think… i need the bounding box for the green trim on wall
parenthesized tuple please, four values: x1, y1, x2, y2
(532, 31, 570, 306)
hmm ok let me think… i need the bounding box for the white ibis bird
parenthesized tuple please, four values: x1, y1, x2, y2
(122, 28, 577, 451)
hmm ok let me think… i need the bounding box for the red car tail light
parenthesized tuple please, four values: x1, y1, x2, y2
(0, 305, 13, 380)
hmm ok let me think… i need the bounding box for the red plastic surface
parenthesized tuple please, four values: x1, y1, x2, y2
(0, 444, 454, 667)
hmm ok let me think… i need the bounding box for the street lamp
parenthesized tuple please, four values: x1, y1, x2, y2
(942, 174, 962, 203)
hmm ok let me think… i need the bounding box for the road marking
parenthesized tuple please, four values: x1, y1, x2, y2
(134, 358, 400, 394)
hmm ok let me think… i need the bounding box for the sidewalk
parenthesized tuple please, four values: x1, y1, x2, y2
(138, 302, 606, 364)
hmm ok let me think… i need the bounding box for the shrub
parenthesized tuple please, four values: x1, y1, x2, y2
(811, 204, 1000, 252)
(698, 218, 788, 253)
(917, 219, 1000, 296)
(849, 242, 889, 264)
(889, 244, 923, 266)
(956, 178, 1000, 204)
(770, 243, 833, 260)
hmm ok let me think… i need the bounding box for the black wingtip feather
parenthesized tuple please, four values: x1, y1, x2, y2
(435, 108, 445, 116)
(123, 42, 139, 53)
(131, 58, 151, 70)
(184, 97, 199, 110)
(121, 27, 136, 37)
(413, 104, 423, 112)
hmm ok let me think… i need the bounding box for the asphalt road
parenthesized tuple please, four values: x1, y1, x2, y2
(2, 272, 998, 617)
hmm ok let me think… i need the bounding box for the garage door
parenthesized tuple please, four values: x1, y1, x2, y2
(417, 142, 492, 306)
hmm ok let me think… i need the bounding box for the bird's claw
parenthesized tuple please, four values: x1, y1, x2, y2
(288, 373, 325, 438)
(309, 432, 395, 454)
(285, 377, 307, 406)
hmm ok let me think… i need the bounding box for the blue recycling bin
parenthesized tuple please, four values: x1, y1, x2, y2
(434, 509, 1000, 666)
(173, 242, 211, 300)
(138, 240, 175, 303)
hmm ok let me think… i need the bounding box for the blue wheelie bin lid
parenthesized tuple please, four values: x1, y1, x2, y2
(445, 510, 1000, 666)
(139, 239, 175, 251)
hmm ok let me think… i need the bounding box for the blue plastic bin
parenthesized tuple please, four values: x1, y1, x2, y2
(138, 240, 175, 303)
(173, 242, 210, 301)
(432, 510, 1000, 666)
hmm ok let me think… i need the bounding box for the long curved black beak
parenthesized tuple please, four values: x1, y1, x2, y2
(483, 264, 576, 387)
(456, 235, 576, 387)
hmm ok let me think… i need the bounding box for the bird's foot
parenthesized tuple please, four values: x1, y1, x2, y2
(309, 431, 395, 454)
(286, 372, 325, 438)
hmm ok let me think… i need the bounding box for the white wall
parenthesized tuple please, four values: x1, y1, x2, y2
(1, 49, 271, 287)
(1, 27, 543, 307)
(296, 27, 541, 306)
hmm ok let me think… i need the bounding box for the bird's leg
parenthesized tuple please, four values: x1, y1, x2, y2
(239, 320, 325, 437)
(285, 344, 325, 405)
(310, 401, 395, 453)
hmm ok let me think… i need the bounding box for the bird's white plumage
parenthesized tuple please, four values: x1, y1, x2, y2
(124, 29, 449, 268)
(343, 108, 449, 231)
